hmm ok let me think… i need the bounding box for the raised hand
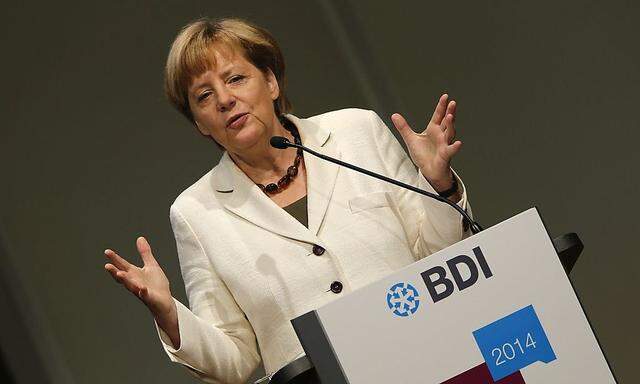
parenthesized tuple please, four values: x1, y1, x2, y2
(104, 237, 174, 319)
(391, 94, 462, 192)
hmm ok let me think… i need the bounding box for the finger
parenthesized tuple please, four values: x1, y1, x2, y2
(104, 263, 122, 283)
(105, 263, 126, 284)
(445, 100, 457, 122)
(113, 269, 145, 294)
(104, 249, 132, 271)
(443, 114, 456, 144)
(115, 271, 137, 290)
(446, 140, 463, 158)
(136, 237, 158, 266)
(391, 113, 415, 142)
(429, 94, 449, 125)
(105, 263, 147, 299)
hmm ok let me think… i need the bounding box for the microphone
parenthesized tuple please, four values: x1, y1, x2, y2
(270, 136, 290, 149)
(270, 135, 482, 234)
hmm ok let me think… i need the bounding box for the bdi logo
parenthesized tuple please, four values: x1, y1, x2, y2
(421, 246, 493, 303)
(387, 246, 493, 317)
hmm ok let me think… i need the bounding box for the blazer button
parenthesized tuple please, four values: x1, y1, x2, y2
(330, 281, 343, 294)
(312, 245, 325, 256)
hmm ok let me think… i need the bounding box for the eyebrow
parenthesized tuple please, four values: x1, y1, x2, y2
(190, 65, 239, 94)
(191, 82, 211, 94)
(219, 66, 234, 78)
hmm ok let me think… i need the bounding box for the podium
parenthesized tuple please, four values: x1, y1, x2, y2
(266, 208, 616, 383)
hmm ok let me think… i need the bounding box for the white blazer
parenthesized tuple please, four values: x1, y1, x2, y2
(154, 108, 471, 384)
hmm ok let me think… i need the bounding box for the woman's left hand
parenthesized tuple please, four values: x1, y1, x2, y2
(391, 94, 462, 192)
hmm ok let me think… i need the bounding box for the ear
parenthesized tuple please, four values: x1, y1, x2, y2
(265, 69, 280, 101)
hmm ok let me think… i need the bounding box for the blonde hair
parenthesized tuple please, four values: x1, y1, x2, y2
(164, 18, 292, 125)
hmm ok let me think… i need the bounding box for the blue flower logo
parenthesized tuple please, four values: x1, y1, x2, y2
(386, 282, 421, 317)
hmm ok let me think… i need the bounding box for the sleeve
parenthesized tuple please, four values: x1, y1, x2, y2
(367, 110, 474, 259)
(153, 204, 261, 384)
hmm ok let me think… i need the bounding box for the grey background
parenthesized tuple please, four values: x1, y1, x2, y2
(0, 0, 637, 383)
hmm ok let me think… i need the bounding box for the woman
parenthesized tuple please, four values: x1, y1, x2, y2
(104, 18, 471, 384)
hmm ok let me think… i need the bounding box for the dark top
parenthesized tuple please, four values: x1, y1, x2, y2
(283, 195, 308, 228)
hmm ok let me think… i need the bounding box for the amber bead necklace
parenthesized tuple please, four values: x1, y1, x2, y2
(256, 116, 303, 195)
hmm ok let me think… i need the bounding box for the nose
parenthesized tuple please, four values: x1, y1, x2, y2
(216, 87, 236, 112)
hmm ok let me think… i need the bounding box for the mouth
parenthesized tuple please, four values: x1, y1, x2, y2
(226, 113, 249, 129)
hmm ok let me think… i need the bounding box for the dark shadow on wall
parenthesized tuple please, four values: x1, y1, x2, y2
(0, 352, 15, 384)
(0, 230, 50, 384)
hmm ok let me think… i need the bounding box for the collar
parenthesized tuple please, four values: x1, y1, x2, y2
(209, 113, 340, 243)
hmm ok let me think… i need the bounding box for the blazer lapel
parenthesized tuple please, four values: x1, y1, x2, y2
(210, 114, 340, 243)
(211, 151, 317, 244)
(287, 115, 341, 236)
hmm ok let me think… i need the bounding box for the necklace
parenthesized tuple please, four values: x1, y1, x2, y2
(256, 116, 304, 195)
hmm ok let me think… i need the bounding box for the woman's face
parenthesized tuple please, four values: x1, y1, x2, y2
(187, 45, 280, 153)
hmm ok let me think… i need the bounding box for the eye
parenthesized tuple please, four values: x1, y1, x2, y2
(197, 92, 212, 102)
(229, 75, 245, 83)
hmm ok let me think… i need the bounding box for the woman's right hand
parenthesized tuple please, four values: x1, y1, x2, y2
(104, 237, 174, 320)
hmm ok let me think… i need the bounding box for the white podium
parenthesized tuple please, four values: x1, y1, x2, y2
(289, 208, 616, 384)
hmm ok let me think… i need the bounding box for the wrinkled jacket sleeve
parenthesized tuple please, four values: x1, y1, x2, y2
(153, 204, 261, 384)
(367, 110, 473, 259)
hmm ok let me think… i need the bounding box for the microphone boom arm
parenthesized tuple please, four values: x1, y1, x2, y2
(285, 140, 483, 234)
